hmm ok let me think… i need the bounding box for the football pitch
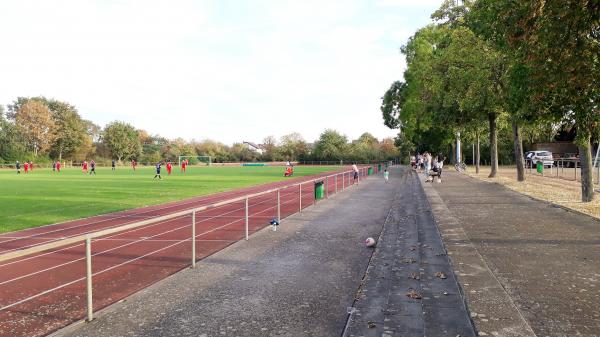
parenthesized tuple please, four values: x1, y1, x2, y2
(0, 165, 336, 233)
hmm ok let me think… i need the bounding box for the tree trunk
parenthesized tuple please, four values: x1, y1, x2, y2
(512, 119, 525, 182)
(59, 147, 63, 163)
(476, 131, 480, 174)
(488, 113, 498, 178)
(579, 135, 595, 202)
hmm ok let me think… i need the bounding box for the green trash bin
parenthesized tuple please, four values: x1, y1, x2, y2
(536, 161, 543, 173)
(314, 181, 324, 200)
(368, 167, 374, 175)
(377, 164, 382, 172)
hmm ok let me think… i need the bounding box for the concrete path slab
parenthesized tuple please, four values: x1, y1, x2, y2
(343, 168, 476, 337)
(424, 171, 600, 337)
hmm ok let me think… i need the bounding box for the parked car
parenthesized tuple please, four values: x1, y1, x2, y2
(525, 151, 554, 167)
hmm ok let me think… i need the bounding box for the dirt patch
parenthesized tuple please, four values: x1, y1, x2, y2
(466, 166, 600, 219)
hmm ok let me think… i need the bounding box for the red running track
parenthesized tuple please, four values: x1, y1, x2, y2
(0, 167, 375, 337)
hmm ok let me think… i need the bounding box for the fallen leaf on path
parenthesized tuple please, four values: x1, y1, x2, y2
(406, 290, 422, 299)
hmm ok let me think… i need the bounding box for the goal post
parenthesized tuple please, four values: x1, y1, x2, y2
(178, 155, 212, 166)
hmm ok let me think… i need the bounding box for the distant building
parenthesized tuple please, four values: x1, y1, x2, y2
(243, 141, 264, 155)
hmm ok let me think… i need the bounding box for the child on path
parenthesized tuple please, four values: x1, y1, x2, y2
(352, 163, 359, 184)
(384, 169, 389, 183)
(154, 162, 162, 179)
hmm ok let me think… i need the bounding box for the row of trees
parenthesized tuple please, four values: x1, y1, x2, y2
(0, 97, 398, 165)
(382, 0, 598, 201)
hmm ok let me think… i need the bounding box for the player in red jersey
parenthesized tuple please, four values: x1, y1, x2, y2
(23, 162, 29, 174)
(82, 160, 88, 174)
(131, 159, 137, 171)
(166, 161, 173, 175)
(56, 161, 61, 172)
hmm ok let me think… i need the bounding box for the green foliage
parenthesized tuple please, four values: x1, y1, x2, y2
(312, 129, 349, 161)
(103, 121, 142, 161)
(279, 132, 309, 161)
(47, 100, 89, 161)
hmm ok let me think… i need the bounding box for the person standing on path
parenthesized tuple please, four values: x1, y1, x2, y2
(154, 162, 162, 179)
(424, 152, 432, 182)
(384, 169, 389, 183)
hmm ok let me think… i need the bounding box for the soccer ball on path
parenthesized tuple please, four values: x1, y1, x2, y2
(365, 237, 376, 247)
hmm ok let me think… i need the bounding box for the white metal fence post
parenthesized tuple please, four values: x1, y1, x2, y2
(191, 211, 196, 268)
(245, 197, 249, 240)
(299, 183, 302, 212)
(277, 189, 281, 221)
(85, 236, 93, 322)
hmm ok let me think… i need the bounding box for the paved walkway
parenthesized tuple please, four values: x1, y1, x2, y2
(344, 168, 475, 336)
(54, 168, 399, 337)
(54, 167, 481, 337)
(423, 171, 600, 337)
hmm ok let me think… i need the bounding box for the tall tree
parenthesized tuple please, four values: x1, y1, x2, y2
(470, 0, 600, 201)
(313, 129, 348, 161)
(103, 121, 141, 162)
(279, 133, 309, 161)
(13, 100, 56, 156)
(48, 100, 87, 161)
(0, 106, 27, 161)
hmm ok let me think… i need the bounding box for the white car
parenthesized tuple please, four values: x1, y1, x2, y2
(525, 151, 554, 167)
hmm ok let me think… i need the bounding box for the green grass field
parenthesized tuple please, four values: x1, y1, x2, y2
(0, 165, 336, 233)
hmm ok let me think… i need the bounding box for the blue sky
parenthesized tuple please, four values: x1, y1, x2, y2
(0, 0, 443, 144)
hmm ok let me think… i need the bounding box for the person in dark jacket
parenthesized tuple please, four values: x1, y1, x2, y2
(154, 162, 162, 179)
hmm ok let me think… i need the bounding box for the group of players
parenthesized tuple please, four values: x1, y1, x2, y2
(13, 158, 190, 178)
(153, 159, 188, 179)
(14, 161, 35, 174)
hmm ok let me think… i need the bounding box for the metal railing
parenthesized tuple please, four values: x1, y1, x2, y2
(0, 165, 381, 336)
(526, 159, 600, 185)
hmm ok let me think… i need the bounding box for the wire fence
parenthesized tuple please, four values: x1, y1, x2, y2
(0, 164, 384, 337)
